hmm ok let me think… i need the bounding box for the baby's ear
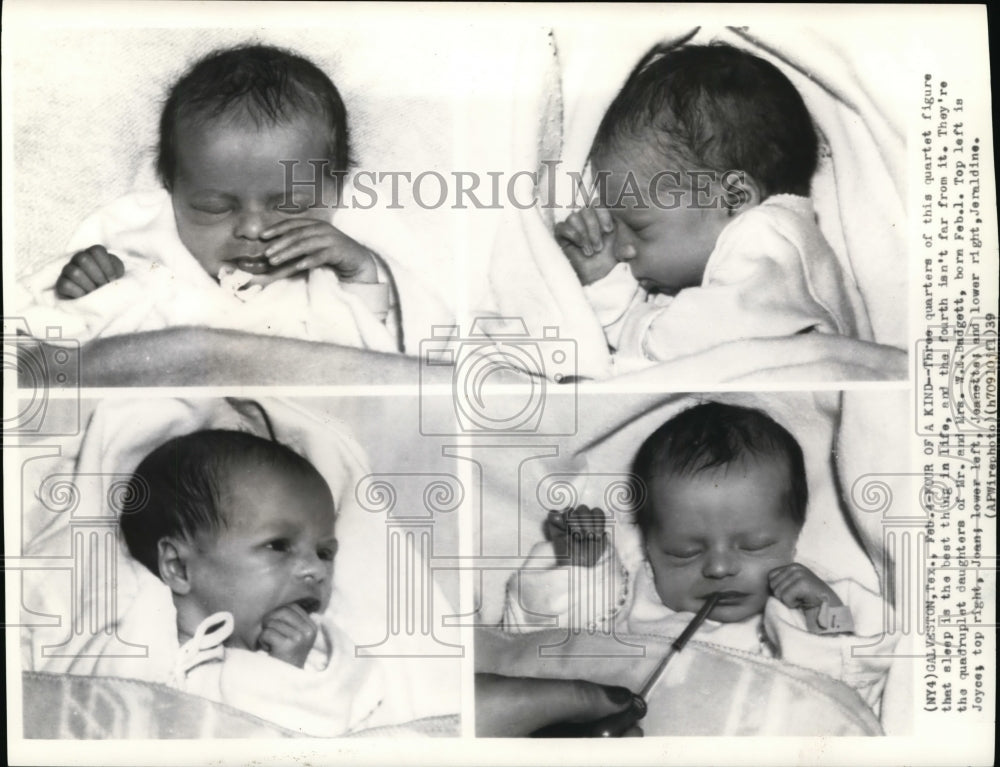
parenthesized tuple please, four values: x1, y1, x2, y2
(158, 537, 193, 595)
(720, 171, 762, 215)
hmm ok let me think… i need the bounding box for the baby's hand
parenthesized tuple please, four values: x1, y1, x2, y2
(54, 245, 125, 299)
(257, 604, 318, 668)
(544, 505, 608, 568)
(255, 219, 378, 287)
(554, 206, 617, 286)
(768, 563, 844, 631)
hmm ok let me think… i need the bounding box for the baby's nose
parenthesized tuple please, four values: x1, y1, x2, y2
(296, 553, 328, 582)
(702, 549, 740, 579)
(233, 208, 274, 240)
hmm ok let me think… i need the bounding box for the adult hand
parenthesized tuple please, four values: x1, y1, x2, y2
(475, 673, 646, 737)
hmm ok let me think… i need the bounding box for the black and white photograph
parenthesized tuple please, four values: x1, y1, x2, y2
(3, 2, 995, 765)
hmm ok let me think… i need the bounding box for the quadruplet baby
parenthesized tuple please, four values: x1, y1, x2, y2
(121, 429, 385, 735)
(503, 403, 893, 711)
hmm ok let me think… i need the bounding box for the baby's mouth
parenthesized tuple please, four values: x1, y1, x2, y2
(227, 255, 271, 275)
(709, 590, 749, 605)
(295, 597, 322, 614)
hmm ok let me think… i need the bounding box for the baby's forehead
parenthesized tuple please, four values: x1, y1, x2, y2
(217, 457, 335, 517)
(174, 110, 331, 155)
(648, 457, 793, 509)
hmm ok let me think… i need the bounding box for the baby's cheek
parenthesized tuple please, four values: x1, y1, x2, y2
(751, 553, 794, 586)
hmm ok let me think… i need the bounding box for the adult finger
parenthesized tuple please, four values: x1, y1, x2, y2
(532, 699, 648, 737)
(475, 674, 643, 737)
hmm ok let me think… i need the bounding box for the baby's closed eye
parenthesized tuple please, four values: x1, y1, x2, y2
(662, 547, 702, 560)
(739, 539, 777, 552)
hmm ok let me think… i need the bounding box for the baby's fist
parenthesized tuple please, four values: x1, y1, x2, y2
(55, 246, 125, 299)
(257, 604, 318, 668)
(768, 563, 842, 611)
(554, 207, 617, 286)
(544, 505, 608, 567)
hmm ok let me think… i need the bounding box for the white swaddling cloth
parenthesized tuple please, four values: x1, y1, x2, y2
(171, 611, 389, 736)
(586, 195, 873, 372)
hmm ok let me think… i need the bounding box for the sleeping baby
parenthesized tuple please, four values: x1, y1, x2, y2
(22, 43, 399, 351)
(120, 429, 385, 735)
(556, 43, 871, 369)
(502, 402, 895, 712)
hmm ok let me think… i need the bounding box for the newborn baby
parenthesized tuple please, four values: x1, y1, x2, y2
(503, 403, 895, 711)
(120, 429, 385, 735)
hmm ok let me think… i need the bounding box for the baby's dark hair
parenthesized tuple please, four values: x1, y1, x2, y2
(156, 43, 350, 191)
(592, 43, 818, 198)
(631, 402, 808, 531)
(119, 429, 327, 578)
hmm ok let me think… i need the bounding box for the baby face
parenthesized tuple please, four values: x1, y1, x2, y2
(182, 461, 337, 651)
(593, 143, 732, 294)
(170, 114, 338, 281)
(642, 457, 800, 623)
